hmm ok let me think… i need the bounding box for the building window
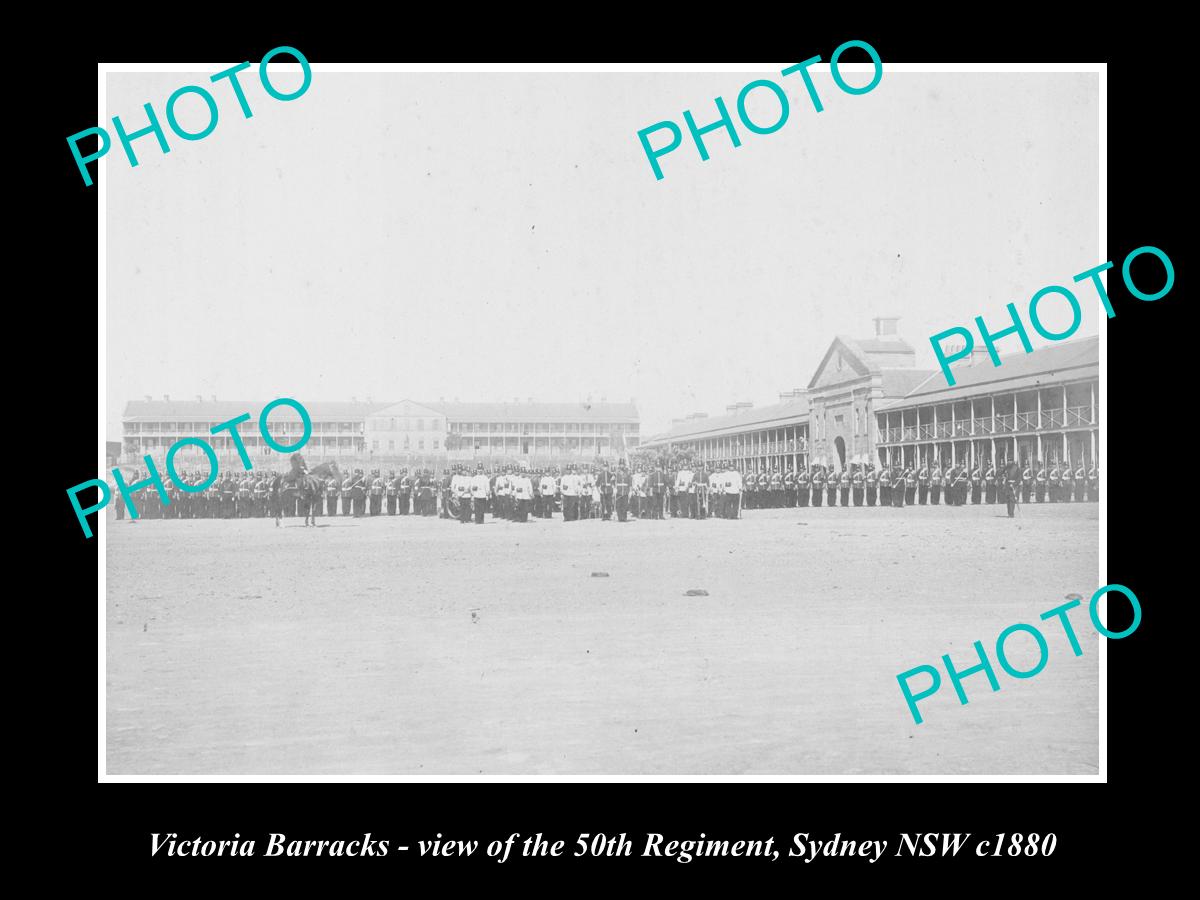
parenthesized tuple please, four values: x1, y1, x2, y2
(418, 439, 424, 450)
(403, 437, 410, 449)
(388, 440, 395, 451)
(372, 440, 379, 451)
(433, 439, 440, 450)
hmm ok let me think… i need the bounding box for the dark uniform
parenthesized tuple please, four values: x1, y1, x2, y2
(615, 464, 631, 522)
(368, 471, 384, 515)
(220, 475, 236, 518)
(797, 467, 810, 507)
(954, 466, 969, 506)
(418, 470, 436, 516)
(892, 467, 906, 507)
(1003, 461, 1021, 517)
(398, 470, 413, 515)
(865, 466, 878, 507)
(851, 466, 864, 506)
(918, 466, 930, 505)
(598, 466, 614, 520)
(811, 467, 825, 507)
(347, 470, 367, 517)
(650, 466, 667, 519)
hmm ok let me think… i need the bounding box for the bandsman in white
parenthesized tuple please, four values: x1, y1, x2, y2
(451, 466, 471, 524)
(709, 465, 725, 519)
(723, 466, 742, 519)
(512, 470, 533, 522)
(675, 466, 694, 518)
(560, 465, 580, 521)
(578, 466, 596, 520)
(470, 465, 491, 524)
(631, 467, 647, 519)
(538, 470, 558, 519)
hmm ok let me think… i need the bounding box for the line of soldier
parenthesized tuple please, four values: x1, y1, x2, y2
(111, 458, 1099, 521)
(736, 460, 1099, 509)
(110, 468, 442, 520)
(112, 461, 747, 523)
(441, 462, 746, 524)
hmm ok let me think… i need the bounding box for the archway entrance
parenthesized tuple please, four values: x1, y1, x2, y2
(834, 436, 846, 470)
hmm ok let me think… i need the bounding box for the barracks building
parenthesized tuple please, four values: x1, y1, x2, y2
(642, 318, 1099, 473)
(119, 397, 640, 469)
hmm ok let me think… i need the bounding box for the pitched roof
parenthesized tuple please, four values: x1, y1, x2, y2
(122, 400, 388, 422)
(880, 368, 939, 398)
(879, 336, 1099, 408)
(422, 401, 639, 423)
(643, 396, 811, 445)
(808, 334, 918, 389)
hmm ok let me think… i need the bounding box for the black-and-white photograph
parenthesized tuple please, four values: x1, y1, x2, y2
(102, 64, 1101, 776)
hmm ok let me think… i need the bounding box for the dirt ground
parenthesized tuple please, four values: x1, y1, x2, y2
(105, 501, 1100, 776)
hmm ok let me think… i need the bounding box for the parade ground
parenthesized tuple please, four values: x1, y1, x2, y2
(105, 503, 1100, 775)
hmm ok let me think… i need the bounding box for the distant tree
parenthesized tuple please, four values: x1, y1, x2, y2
(630, 445, 698, 470)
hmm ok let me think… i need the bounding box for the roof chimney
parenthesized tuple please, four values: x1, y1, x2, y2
(944, 342, 991, 367)
(144, 394, 151, 402)
(211, 395, 217, 402)
(726, 401, 754, 413)
(195, 394, 203, 403)
(873, 316, 901, 337)
(163, 394, 170, 402)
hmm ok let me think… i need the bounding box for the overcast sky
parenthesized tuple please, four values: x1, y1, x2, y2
(105, 68, 1099, 439)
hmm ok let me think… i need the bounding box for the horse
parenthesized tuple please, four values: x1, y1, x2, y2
(273, 461, 342, 527)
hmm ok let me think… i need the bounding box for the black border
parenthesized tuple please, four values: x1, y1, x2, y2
(41, 18, 1181, 883)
